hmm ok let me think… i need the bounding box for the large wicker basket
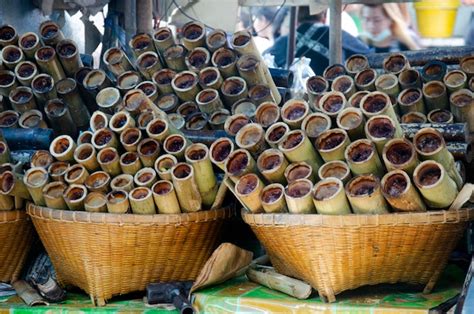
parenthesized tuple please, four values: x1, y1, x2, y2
(0, 210, 35, 283)
(242, 208, 474, 302)
(28, 204, 235, 305)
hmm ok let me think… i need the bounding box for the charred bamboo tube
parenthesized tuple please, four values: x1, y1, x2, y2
(336, 108, 365, 140)
(117, 71, 142, 94)
(354, 68, 377, 92)
(35, 46, 65, 82)
(120, 152, 142, 175)
(90, 111, 108, 132)
(96, 87, 122, 114)
(0, 110, 19, 128)
(110, 174, 134, 192)
(83, 69, 112, 98)
(285, 161, 316, 183)
(360, 91, 399, 128)
(110, 111, 135, 134)
(186, 47, 211, 73)
(413, 128, 463, 189)
(15, 61, 38, 86)
(231, 99, 257, 119)
(401, 112, 427, 124)
(45, 99, 77, 137)
(312, 178, 351, 214)
(323, 64, 346, 83)
(31, 150, 53, 169)
(196, 88, 224, 114)
(447, 142, 473, 163)
(151, 180, 181, 214)
(401, 122, 468, 142)
(225, 149, 257, 183)
(382, 138, 419, 175)
(0, 171, 30, 199)
(0, 25, 18, 47)
(428, 109, 453, 124)
(318, 160, 352, 184)
(450, 89, 474, 133)
(0, 141, 9, 164)
(257, 149, 288, 184)
(153, 27, 175, 54)
(56, 39, 82, 76)
(106, 190, 130, 214)
(39, 20, 64, 46)
(177, 101, 199, 120)
(97, 147, 121, 176)
(421, 61, 447, 82)
(375, 74, 400, 104)
(163, 135, 187, 161)
(398, 88, 425, 114)
(261, 183, 287, 213)
(171, 71, 201, 102)
(316, 129, 351, 162)
(381, 170, 426, 212)
(156, 93, 179, 114)
(84, 192, 107, 212)
(56, 78, 90, 129)
(138, 138, 161, 167)
(444, 70, 467, 93)
(235, 123, 268, 157)
(129, 33, 155, 59)
(365, 115, 403, 155)
(211, 48, 238, 79)
(302, 113, 331, 143)
(134, 167, 157, 188)
(0, 70, 17, 98)
(345, 174, 389, 214)
(255, 102, 280, 128)
(23, 167, 49, 206)
(73, 143, 99, 172)
(332, 75, 356, 99)
(284, 179, 316, 214)
(48, 161, 69, 182)
(146, 118, 170, 143)
(137, 81, 159, 104)
(65, 164, 89, 185)
(224, 114, 250, 137)
(129, 187, 156, 214)
(269, 67, 294, 88)
(136, 51, 162, 79)
(279, 129, 323, 172)
(49, 135, 76, 162)
(345, 54, 369, 77)
(185, 143, 218, 207)
(103, 47, 133, 78)
(221, 76, 248, 107)
(413, 160, 457, 208)
(206, 29, 228, 52)
(199, 67, 224, 90)
(423, 81, 449, 111)
(383, 53, 409, 75)
(2, 45, 24, 70)
(209, 109, 230, 130)
(9, 86, 37, 113)
(42, 181, 67, 209)
(265, 122, 289, 149)
(306, 75, 328, 111)
(92, 128, 118, 151)
(163, 44, 188, 72)
(235, 173, 264, 213)
(249, 85, 274, 105)
(345, 139, 384, 177)
(181, 21, 206, 51)
(399, 68, 422, 90)
(209, 137, 234, 170)
(281, 99, 310, 129)
(172, 162, 202, 212)
(319, 91, 347, 121)
(154, 154, 178, 181)
(31, 74, 57, 106)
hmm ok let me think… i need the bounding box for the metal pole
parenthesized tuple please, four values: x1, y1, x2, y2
(286, 6, 298, 69)
(329, 0, 343, 65)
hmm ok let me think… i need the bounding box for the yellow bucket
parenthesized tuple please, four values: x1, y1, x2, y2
(414, 0, 460, 38)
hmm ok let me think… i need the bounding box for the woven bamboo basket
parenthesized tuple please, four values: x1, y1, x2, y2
(28, 204, 234, 305)
(0, 210, 35, 283)
(242, 208, 474, 302)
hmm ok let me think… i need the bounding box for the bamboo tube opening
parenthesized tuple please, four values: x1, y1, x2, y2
(285, 162, 313, 183)
(224, 114, 250, 136)
(57, 40, 78, 58)
(164, 44, 186, 65)
(186, 144, 208, 161)
(186, 112, 208, 130)
(39, 21, 62, 41)
(137, 51, 159, 70)
(460, 56, 474, 77)
(428, 109, 453, 123)
(444, 70, 467, 88)
(306, 75, 328, 94)
(265, 122, 289, 145)
(103, 47, 126, 66)
(423, 81, 446, 98)
(31, 150, 54, 168)
(90, 112, 108, 132)
(232, 31, 251, 47)
(78, 131, 93, 145)
(261, 184, 284, 206)
(199, 67, 221, 87)
(63, 184, 87, 202)
(384, 140, 415, 166)
(209, 109, 230, 129)
(110, 112, 132, 133)
(15, 61, 37, 82)
(207, 29, 227, 50)
(83, 69, 108, 90)
(401, 112, 427, 123)
(187, 48, 210, 71)
(235, 123, 264, 149)
(355, 69, 376, 88)
(450, 89, 472, 109)
(138, 138, 161, 160)
(172, 71, 198, 90)
(346, 175, 379, 197)
(182, 22, 205, 42)
(74, 143, 94, 162)
(398, 88, 422, 105)
(212, 48, 236, 68)
(249, 85, 272, 103)
(117, 71, 141, 91)
(382, 171, 409, 197)
(332, 75, 354, 94)
(48, 161, 69, 181)
(65, 164, 87, 184)
(236, 173, 260, 195)
(31, 74, 54, 94)
(225, 149, 252, 176)
(50, 135, 74, 157)
(130, 33, 152, 52)
(107, 190, 128, 208)
(361, 92, 391, 115)
(147, 118, 168, 138)
(20, 110, 45, 129)
(2, 45, 23, 65)
(163, 135, 184, 154)
(84, 192, 107, 212)
(257, 149, 284, 172)
(0, 110, 19, 128)
(155, 154, 178, 178)
(0, 70, 15, 89)
(152, 180, 174, 196)
(399, 69, 420, 88)
(98, 147, 119, 164)
(383, 53, 408, 74)
(285, 179, 312, 198)
(177, 102, 199, 120)
(346, 140, 375, 163)
(313, 178, 342, 201)
(137, 81, 158, 100)
(337, 108, 363, 131)
(153, 68, 176, 86)
(320, 92, 346, 115)
(345, 54, 368, 74)
(35, 46, 55, 63)
(210, 138, 234, 165)
(317, 130, 347, 151)
(255, 102, 280, 128)
(154, 27, 172, 41)
(135, 168, 156, 186)
(414, 161, 442, 187)
(120, 151, 139, 165)
(25, 167, 48, 188)
(0, 25, 17, 45)
(375, 74, 398, 91)
(0, 172, 16, 195)
(172, 163, 193, 179)
(96, 87, 121, 112)
(43, 181, 67, 208)
(318, 160, 351, 181)
(155, 94, 177, 113)
(137, 110, 155, 131)
(222, 77, 246, 96)
(110, 174, 133, 191)
(231, 99, 256, 118)
(92, 128, 115, 149)
(9, 86, 34, 108)
(323, 64, 346, 82)
(0, 142, 7, 155)
(281, 130, 305, 150)
(413, 129, 444, 155)
(422, 61, 446, 81)
(366, 116, 396, 139)
(197, 88, 218, 104)
(281, 100, 309, 125)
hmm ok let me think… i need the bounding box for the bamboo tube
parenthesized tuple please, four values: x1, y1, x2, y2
(137, 81, 159, 104)
(103, 47, 133, 78)
(316, 129, 351, 162)
(42, 181, 67, 209)
(154, 154, 178, 181)
(444, 70, 467, 93)
(265, 122, 289, 149)
(231, 99, 256, 119)
(153, 27, 175, 54)
(345, 174, 389, 214)
(360, 91, 399, 126)
(235, 173, 264, 213)
(280, 99, 310, 129)
(156, 93, 179, 114)
(423, 81, 449, 111)
(137, 110, 156, 131)
(225, 149, 256, 183)
(110, 174, 134, 192)
(185, 143, 218, 207)
(375, 74, 400, 104)
(152, 180, 181, 214)
(15, 61, 37, 87)
(171, 71, 201, 102)
(97, 147, 121, 176)
(354, 68, 377, 91)
(186, 47, 211, 73)
(332, 75, 356, 99)
(171, 162, 202, 212)
(34, 46, 65, 82)
(48, 161, 69, 182)
(235, 123, 267, 157)
(129, 187, 156, 214)
(136, 51, 162, 80)
(49, 135, 76, 162)
(92, 128, 118, 151)
(209, 109, 230, 130)
(45, 99, 78, 137)
(345, 139, 385, 177)
(83, 192, 107, 212)
(83, 69, 112, 98)
(336, 107, 365, 140)
(39, 20, 64, 46)
(255, 102, 280, 128)
(110, 111, 135, 134)
(74, 67, 95, 103)
(319, 91, 347, 120)
(119, 127, 142, 153)
(365, 115, 403, 155)
(96, 87, 121, 114)
(106, 190, 130, 214)
(206, 29, 228, 52)
(146, 118, 169, 143)
(196, 88, 224, 114)
(56, 39, 82, 76)
(163, 135, 187, 161)
(249, 85, 275, 105)
(138, 138, 161, 167)
(117, 71, 142, 94)
(301, 113, 331, 143)
(209, 138, 234, 170)
(305, 75, 328, 111)
(383, 53, 409, 75)
(211, 48, 238, 79)
(0, 170, 30, 199)
(450, 89, 474, 133)
(381, 170, 426, 212)
(345, 54, 369, 76)
(284, 179, 315, 214)
(221, 76, 248, 107)
(164, 44, 188, 72)
(0, 141, 9, 164)
(90, 109, 108, 131)
(84, 171, 110, 193)
(120, 152, 142, 175)
(285, 161, 316, 183)
(257, 149, 288, 184)
(2, 45, 24, 70)
(177, 102, 199, 120)
(399, 68, 422, 90)
(413, 160, 457, 208)
(56, 78, 90, 129)
(9, 86, 37, 113)
(421, 61, 447, 82)
(323, 64, 346, 83)
(0, 70, 17, 97)
(0, 25, 18, 47)
(260, 183, 287, 213)
(401, 112, 428, 124)
(181, 21, 206, 51)
(428, 109, 453, 124)
(398, 88, 425, 114)
(460, 56, 474, 79)
(318, 160, 352, 184)
(134, 167, 157, 188)
(382, 138, 419, 175)
(64, 163, 88, 185)
(151, 69, 175, 95)
(224, 114, 249, 137)
(129, 33, 155, 59)
(23, 167, 49, 206)
(31, 150, 53, 169)
(279, 129, 323, 172)
(31, 74, 56, 106)
(199, 67, 224, 90)
(312, 177, 351, 215)
(19, 108, 47, 129)
(0, 110, 19, 128)
(413, 128, 463, 189)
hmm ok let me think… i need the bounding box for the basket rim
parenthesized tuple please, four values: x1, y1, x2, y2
(0, 210, 28, 224)
(27, 203, 235, 225)
(242, 207, 474, 227)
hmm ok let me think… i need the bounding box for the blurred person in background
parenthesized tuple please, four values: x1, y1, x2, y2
(359, 3, 421, 52)
(252, 7, 278, 52)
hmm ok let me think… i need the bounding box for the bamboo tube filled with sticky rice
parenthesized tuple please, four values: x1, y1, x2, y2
(365, 115, 403, 155)
(279, 129, 323, 173)
(284, 161, 316, 183)
(106, 190, 130, 214)
(235, 173, 264, 213)
(336, 107, 365, 140)
(235, 123, 268, 157)
(317, 160, 352, 184)
(210, 137, 234, 171)
(265, 122, 289, 149)
(302, 113, 332, 142)
(84, 171, 111, 193)
(284, 179, 316, 214)
(345, 174, 389, 214)
(224, 114, 250, 137)
(312, 177, 351, 215)
(171, 162, 202, 212)
(281, 99, 310, 129)
(305, 75, 328, 111)
(381, 170, 426, 212)
(257, 149, 288, 184)
(345, 139, 385, 177)
(319, 91, 347, 121)
(225, 149, 256, 183)
(152, 180, 181, 214)
(260, 183, 287, 213)
(316, 129, 351, 162)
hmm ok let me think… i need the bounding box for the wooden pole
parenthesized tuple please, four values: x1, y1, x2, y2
(329, 0, 343, 65)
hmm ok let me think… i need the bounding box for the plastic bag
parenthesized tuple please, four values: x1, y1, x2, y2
(262, 53, 277, 69)
(289, 57, 315, 99)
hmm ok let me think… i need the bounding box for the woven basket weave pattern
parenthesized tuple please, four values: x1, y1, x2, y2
(0, 210, 34, 283)
(28, 204, 234, 302)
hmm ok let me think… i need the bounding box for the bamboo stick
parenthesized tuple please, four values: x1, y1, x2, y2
(120, 127, 142, 152)
(151, 180, 181, 214)
(279, 129, 323, 173)
(255, 102, 280, 129)
(97, 147, 121, 176)
(316, 129, 351, 162)
(398, 88, 426, 115)
(413, 160, 458, 208)
(235, 123, 268, 157)
(92, 128, 118, 151)
(84, 192, 107, 212)
(1, 45, 24, 70)
(31, 150, 53, 169)
(171, 162, 202, 212)
(153, 27, 175, 54)
(421, 61, 447, 82)
(19, 110, 47, 129)
(317, 160, 352, 184)
(14, 61, 38, 87)
(365, 115, 403, 155)
(257, 149, 288, 184)
(209, 109, 230, 130)
(23, 167, 49, 206)
(45, 99, 77, 138)
(450, 89, 474, 133)
(171, 71, 201, 102)
(96, 87, 122, 115)
(199, 67, 224, 90)
(31, 74, 56, 106)
(0, 70, 17, 98)
(265, 122, 289, 149)
(110, 174, 134, 192)
(345, 139, 384, 177)
(225, 149, 257, 183)
(56, 78, 90, 129)
(138, 138, 161, 167)
(129, 33, 155, 59)
(42, 181, 67, 210)
(354, 68, 377, 91)
(136, 51, 162, 80)
(103, 47, 133, 78)
(49, 135, 76, 162)
(63, 184, 87, 211)
(186, 47, 211, 73)
(383, 53, 409, 75)
(234, 173, 263, 213)
(106, 190, 130, 214)
(110, 111, 135, 134)
(427, 109, 453, 124)
(117, 71, 142, 94)
(305, 75, 328, 111)
(312, 177, 351, 214)
(137, 81, 159, 104)
(221, 76, 248, 108)
(399, 68, 422, 90)
(0, 110, 19, 128)
(196, 88, 225, 114)
(152, 68, 176, 95)
(423, 81, 449, 111)
(323, 64, 346, 83)
(281, 99, 310, 129)
(39, 20, 64, 46)
(284, 161, 316, 183)
(56, 39, 82, 76)
(345, 174, 389, 214)
(129, 187, 156, 214)
(319, 91, 347, 121)
(181, 21, 206, 50)
(48, 161, 69, 182)
(64, 164, 89, 185)
(284, 178, 316, 214)
(336, 107, 365, 140)
(381, 170, 426, 212)
(206, 29, 228, 52)
(209, 138, 234, 171)
(164, 44, 188, 72)
(401, 112, 427, 124)
(382, 138, 419, 175)
(332, 75, 356, 99)
(211, 48, 238, 79)
(345, 54, 369, 77)
(0, 25, 18, 47)
(9, 86, 37, 113)
(444, 70, 467, 93)
(84, 171, 111, 193)
(134, 167, 157, 188)
(35, 46, 65, 82)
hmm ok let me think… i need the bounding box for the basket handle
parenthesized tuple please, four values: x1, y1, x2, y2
(449, 183, 474, 211)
